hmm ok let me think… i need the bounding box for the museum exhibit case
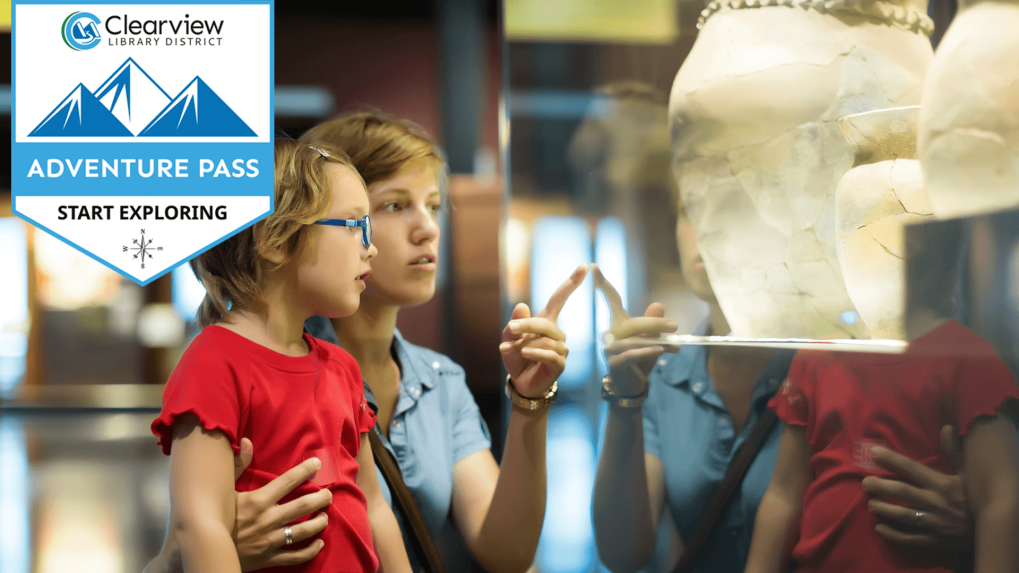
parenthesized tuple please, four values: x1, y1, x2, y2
(503, 0, 1019, 571)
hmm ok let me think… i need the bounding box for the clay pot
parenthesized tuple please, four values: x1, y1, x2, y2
(669, 2, 933, 337)
(918, 0, 1019, 218)
(835, 106, 933, 340)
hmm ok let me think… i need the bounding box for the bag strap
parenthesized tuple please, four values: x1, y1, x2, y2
(671, 408, 779, 573)
(369, 428, 448, 573)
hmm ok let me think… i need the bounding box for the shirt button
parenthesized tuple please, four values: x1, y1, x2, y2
(658, 359, 667, 366)
(432, 361, 441, 369)
(720, 414, 731, 424)
(692, 382, 704, 393)
(393, 420, 402, 428)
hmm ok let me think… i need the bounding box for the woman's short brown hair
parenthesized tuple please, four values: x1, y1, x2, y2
(300, 111, 446, 191)
(189, 139, 363, 327)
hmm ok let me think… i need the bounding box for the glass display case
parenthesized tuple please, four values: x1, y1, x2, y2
(503, 0, 1019, 571)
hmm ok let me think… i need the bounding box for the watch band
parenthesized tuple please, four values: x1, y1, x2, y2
(601, 376, 649, 408)
(505, 375, 558, 410)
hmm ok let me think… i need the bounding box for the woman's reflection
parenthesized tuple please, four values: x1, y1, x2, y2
(591, 205, 981, 573)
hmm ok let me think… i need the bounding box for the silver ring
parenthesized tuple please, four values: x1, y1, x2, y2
(914, 510, 925, 528)
(284, 525, 293, 546)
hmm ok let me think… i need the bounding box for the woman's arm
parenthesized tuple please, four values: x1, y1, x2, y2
(169, 413, 242, 573)
(143, 439, 330, 573)
(590, 266, 678, 573)
(592, 406, 668, 573)
(963, 415, 1019, 573)
(744, 425, 811, 573)
(356, 433, 412, 573)
(450, 411, 545, 573)
(863, 425, 973, 550)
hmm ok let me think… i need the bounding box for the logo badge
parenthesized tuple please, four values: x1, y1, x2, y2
(62, 11, 102, 50)
(13, 2, 274, 286)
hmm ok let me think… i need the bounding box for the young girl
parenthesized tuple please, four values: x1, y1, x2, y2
(151, 140, 412, 573)
(745, 224, 1019, 573)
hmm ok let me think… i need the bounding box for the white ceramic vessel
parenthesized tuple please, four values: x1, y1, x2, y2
(835, 106, 933, 340)
(669, 1, 933, 337)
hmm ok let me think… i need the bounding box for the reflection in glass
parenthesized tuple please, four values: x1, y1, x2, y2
(595, 217, 627, 378)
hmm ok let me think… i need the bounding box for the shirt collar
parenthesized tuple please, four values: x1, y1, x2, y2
(660, 319, 710, 390)
(391, 329, 438, 391)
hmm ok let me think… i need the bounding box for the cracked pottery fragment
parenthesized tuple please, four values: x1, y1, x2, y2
(670, 1, 932, 338)
(918, 0, 1019, 218)
(836, 106, 932, 340)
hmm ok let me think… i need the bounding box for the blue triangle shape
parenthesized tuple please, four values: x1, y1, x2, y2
(28, 83, 133, 137)
(138, 77, 256, 137)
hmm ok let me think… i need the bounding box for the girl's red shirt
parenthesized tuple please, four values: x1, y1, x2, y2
(152, 325, 379, 573)
(771, 320, 1019, 573)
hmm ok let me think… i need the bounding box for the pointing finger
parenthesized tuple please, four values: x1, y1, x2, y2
(536, 264, 589, 321)
(591, 263, 628, 328)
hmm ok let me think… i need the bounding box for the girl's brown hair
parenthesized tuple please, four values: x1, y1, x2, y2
(189, 139, 363, 327)
(300, 111, 446, 190)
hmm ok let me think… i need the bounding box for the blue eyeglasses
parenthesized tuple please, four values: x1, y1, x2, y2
(314, 215, 373, 248)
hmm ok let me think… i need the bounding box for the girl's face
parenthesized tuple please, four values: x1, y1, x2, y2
(299, 162, 377, 317)
(362, 161, 442, 307)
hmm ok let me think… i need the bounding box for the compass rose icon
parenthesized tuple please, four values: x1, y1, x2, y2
(123, 229, 163, 269)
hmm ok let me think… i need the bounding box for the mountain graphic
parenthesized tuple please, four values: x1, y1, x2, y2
(95, 58, 171, 135)
(28, 83, 133, 137)
(138, 77, 256, 137)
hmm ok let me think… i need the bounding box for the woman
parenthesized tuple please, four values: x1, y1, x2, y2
(590, 206, 976, 573)
(145, 112, 585, 573)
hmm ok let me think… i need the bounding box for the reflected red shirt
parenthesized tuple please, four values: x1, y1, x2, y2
(152, 326, 378, 573)
(770, 320, 1019, 573)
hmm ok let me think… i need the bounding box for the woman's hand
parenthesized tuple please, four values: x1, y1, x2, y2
(862, 425, 974, 551)
(500, 264, 588, 399)
(592, 264, 678, 397)
(232, 439, 333, 571)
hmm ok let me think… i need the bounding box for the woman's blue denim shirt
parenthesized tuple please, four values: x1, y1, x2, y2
(641, 329, 794, 573)
(304, 316, 492, 557)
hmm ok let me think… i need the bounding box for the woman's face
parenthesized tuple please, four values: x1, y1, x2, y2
(676, 207, 717, 304)
(362, 161, 442, 307)
(298, 162, 377, 317)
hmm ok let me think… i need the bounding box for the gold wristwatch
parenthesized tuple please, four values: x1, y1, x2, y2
(505, 375, 558, 410)
(602, 376, 649, 408)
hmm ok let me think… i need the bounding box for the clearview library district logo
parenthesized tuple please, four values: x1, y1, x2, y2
(13, 1, 273, 285)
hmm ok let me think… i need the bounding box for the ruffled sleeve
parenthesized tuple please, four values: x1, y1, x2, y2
(151, 330, 247, 455)
(769, 351, 817, 427)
